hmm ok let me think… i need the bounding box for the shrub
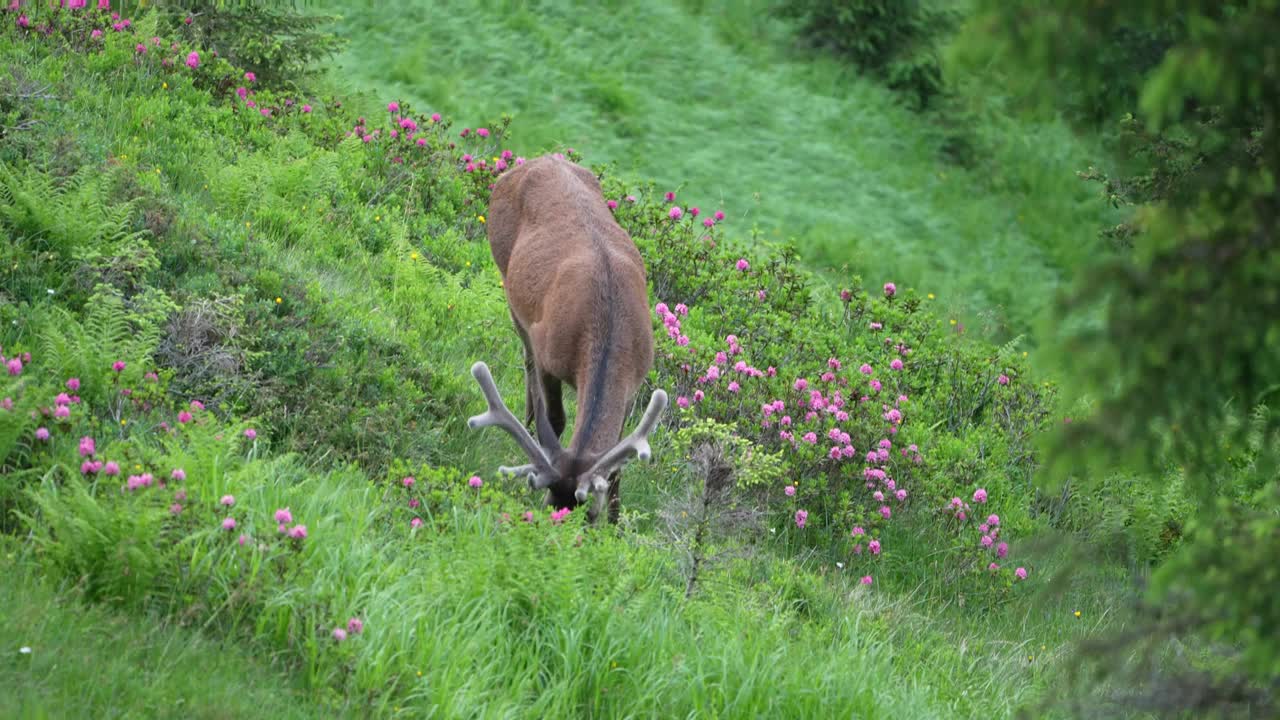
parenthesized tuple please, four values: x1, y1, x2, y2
(775, 0, 960, 108)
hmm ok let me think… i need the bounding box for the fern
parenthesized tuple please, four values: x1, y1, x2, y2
(0, 161, 142, 259)
(37, 287, 166, 405)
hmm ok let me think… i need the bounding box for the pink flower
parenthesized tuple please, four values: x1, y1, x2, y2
(244, 428, 257, 440)
(895, 489, 907, 501)
(794, 509, 808, 528)
(221, 517, 237, 531)
(469, 475, 483, 488)
(178, 410, 192, 424)
(112, 360, 126, 372)
(859, 364, 872, 375)
(879, 505, 891, 519)
(988, 562, 999, 571)
(430, 112, 441, 122)
(1015, 567, 1028, 580)
(170, 468, 185, 481)
(6, 358, 21, 376)
(98, 0, 109, 10)
(727, 381, 740, 393)
(668, 206, 683, 220)
(402, 476, 416, 488)
(606, 199, 618, 210)
(408, 498, 420, 509)
(664, 191, 676, 201)
(237, 86, 248, 99)
(411, 517, 423, 529)
(981, 534, 994, 548)
(220, 495, 235, 507)
(784, 485, 796, 497)
(238, 534, 249, 546)
(972, 488, 988, 504)
(387, 101, 400, 112)
(693, 390, 704, 402)
(860, 575, 873, 586)
(91, 29, 103, 39)
(987, 514, 1000, 526)
(332, 627, 348, 642)
(35, 427, 50, 441)
(185, 51, 200, 69)
(883, 282, 896, 297)
(851, 526, 865, 537)
(103, 461, 120, 476)
(735, 258, 749, 272)
(714, 210, 725, 221)
(476, 127, 489, 138)
(890, 359, 904, 371)
(54, 406, 71, 419)
(998, 374, 1010, 385)
(347, 617, 364, 635)
(274, 508, 293, 524)
(288, 525, 308, 539)
(676, 396, 690, 409)
(66, 378, 80, 391)
(997, 542, 1008, 558)
(16, 14, 29, 28)
(551, 507, 572, 524)
(302, 104, 313, 113)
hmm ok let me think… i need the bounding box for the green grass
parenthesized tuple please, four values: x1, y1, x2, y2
(0, 544, 324, 720)
(316, 0, 1116, 341)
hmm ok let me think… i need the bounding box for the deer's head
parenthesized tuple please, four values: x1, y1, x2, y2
(466, 361, 667, 522)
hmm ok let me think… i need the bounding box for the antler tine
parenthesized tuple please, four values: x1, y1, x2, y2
(586, 388, 669, 479)
(468, 361, 557, 483)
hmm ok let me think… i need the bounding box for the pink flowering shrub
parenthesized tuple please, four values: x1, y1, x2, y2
(582, 173, 1059, 589)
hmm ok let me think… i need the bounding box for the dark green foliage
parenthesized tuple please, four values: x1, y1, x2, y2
(775, 0, 960, 108)
(965, 0, 1280, 713)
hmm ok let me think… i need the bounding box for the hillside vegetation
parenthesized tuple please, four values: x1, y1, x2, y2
(4, 2, 1271, 719)
(315, 0, 1116, 342)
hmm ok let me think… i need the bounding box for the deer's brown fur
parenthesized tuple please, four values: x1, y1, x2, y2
(468, 154, 665, 523)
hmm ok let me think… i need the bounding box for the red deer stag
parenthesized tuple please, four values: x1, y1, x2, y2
(467, 154, 667, 524)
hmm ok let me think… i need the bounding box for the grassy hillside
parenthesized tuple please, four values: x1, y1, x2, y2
(0, 5, 1183, 718)
(316, 0, 1116, 342)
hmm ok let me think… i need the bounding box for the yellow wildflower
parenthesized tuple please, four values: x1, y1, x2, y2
(478, 215, 486, 223)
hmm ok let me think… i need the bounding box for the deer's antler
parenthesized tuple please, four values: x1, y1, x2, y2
(586, 388, 668, 483)
(467, 361, 558, 488)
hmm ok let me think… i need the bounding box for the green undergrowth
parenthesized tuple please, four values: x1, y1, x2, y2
(0, 6, 1183, 718)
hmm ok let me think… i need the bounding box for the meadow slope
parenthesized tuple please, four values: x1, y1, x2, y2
(316, 0, 1116, 342)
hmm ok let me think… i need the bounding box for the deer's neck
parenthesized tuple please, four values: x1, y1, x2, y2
(569, 354, 631, 460)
